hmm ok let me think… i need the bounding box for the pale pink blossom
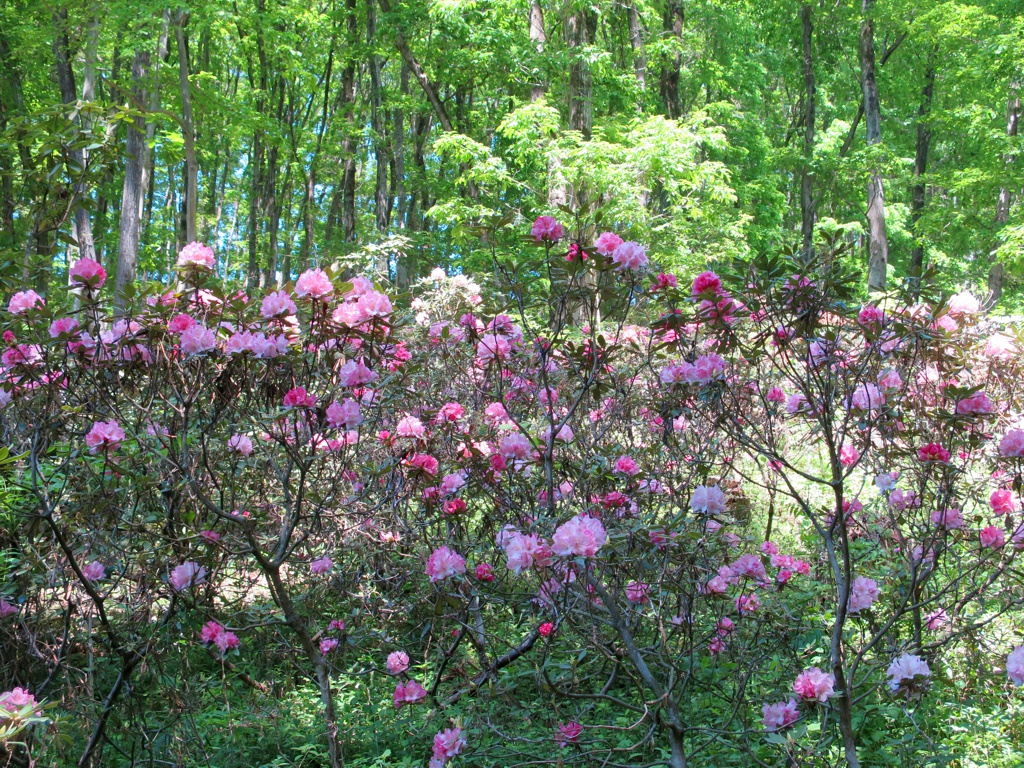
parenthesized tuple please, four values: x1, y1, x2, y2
(356, 290, 392, 318)
(177, 241, 215, 269)
(762, 699, 799, 731)
(980, 526, 1005, 549)
(180, 324, 217, 355)
(999, 429, 1024, 458)
(82, 562, 105, 581)
(261, 290, 297, 318)
(0, 688, 37, 716)
(169, 561, 207, 592)
(49, 317, 79, 338)
(956, 391, 995, 415)
(690, 484, 727, 515)
(930, 508, 964, 530)
(1007, 646, 1024, 686)
(387, 650, 410, 674)
(991, 489, 1017, 515)
(396, 415, 426, 439)
(319, 638, 338, 654)
(339, 358, 378, 387)
(393, 680, 427, 709)
(432, 727, 466, 761)
(70, 258, 106, 288)
(8, 290, 44, 314)
(611, 241, 647, 271)
(886, 653, 930, 692)
(594, 231, 623, 255)
(849, 383, 884, 411)
(476, 333, 512, 363)
(294, 268, 333, 300)
(310, 556, 333, 575)
(626, 581, 650, 604)
(551, 514, 607, 557)
(228, 434, 254, 456)
(326, 399, 362, 430)
(85, 420, 125, 454)
(793, 667, 835, 702)
(947, 290, 979, 317)
(847, 576, 879, 613)
(425, 546, 466, 582)
(215, 630, 240, 653)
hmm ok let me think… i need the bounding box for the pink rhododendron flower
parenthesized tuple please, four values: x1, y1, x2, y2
(626, 581, 650, 604)
(8, 290, 44, 314)
(326, 399, 362, 430)
(924, 609, 948, 631)
(283, 387, 316, 408)
(425, 546, 466, 582)
(82, 562, 105, 581)
(432, 727, 466, 761)
(999, 429, 1024, 458)
(200, 530, 221, 542)
(991, 489, 1017, 515)
(736, 593, 760, 614)
(339, 358, 378, 387)
(476, 333, 512, 363)
(611, 241, 647, 271)
(930, 508, 964, 530)
(918, 443, 951, 463)
(215, 630, 240, 653)
(49, 317, 79, 338)
(531, 215, 564, 242)
(956, 391, 995, 415)
(474, 562, 495, 582)
(0, 600, 18, 618)
(849, 383, 884, 411)
(786, 393, 809, 414)
(762, 699, 799, 731)
(556, 721, 583, 744)
(387, 651, 410, 674)
(1007, 646, 1024, 686)
(310, 556, 333, 575)
(847, 576, 879, 613)
(294, 268, 333, 299)
(228, 434, 253, 456)
(180, 324, 217, 355)
(261, 290, 297, 318)
(614, 455, 641, 476)
(320, 638, 338, 654)
(0, 688, 37, 716)
(793, 667, 835, 702)
(689, 484, 727, 515)
(858, 304, 885, 327)
(70, 258, 106, 288)
(357, 290, 392, 318)
(406, 453, 439, 475)
(85, 420, 125, 454)
(840, 445, 860, 467)
(691, 270, 723, 296)
(980, 526, 1005, 549)
(886, 653, 930, 692)
(551, 514, 607, 557)
(201, 621, 224, 644)
(169, 561, 207, 591)
(396, 415, 426, 439)
(177, 241, 215, 269)
(594, 231, 623, 255)
(393, 680, 427, 709)
(947, 290, 979, 316)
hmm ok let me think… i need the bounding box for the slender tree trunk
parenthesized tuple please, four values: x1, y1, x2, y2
(909, 51, 936, 294)
(140, 14, 169, 248)
(115, 48, 150, 312)
(860, 0, 888, 292)
(626, 1, 646, 97)
(339, 0, 358, 245)
(529, 1, 546, 102)
(566, 6, 592, 140)
(368, 0, 392, 276)
(989, 88, 1019, 305)
(246, 131, 265, 289)
(660, 1, 683, 118)
(799, 4, 815, 262)
(53, 7, 98, 269)
(174, 11, 198, 245)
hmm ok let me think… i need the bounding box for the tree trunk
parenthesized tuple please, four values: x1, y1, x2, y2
(340, 0, 358, 245)
(626, 1, 646, 97)
(174, 11, 198, 245)
(368, 0, 392, 269)
(660, 1, 683, 118)
(566, 6, 592, 139)
(799, 4, 815, 262)
(246, 130, 265, 289)
(909, 51, 936, 294)
(529, 1, 546, 102)
(114, 48, 150, 312)
(53, 7, 98, 270)
(860, 0, 888, 292)
(989, 88, 1019, 305)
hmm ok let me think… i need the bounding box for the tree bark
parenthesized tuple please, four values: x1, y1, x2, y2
(799, 4, 815, 262)
(529, 1, 546, 102)
(53, 7, 98, 271)
(566, 6, 592, 139)
(909, 51, 936, 294)
(860, 0, 888, 292)
(990, 88, 1019, 305)
(660, 1, 683, 119)
(114, 48, 150, 312)
(626, 1, 647, 97)
(367, 0, 392, 278)
(174, 11, 198, 245)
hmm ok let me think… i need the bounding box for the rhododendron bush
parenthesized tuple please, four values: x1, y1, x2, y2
(2, 221, 1024, 768)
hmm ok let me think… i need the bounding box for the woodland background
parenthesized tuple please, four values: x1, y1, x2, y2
(0, 0, 1021, 304)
